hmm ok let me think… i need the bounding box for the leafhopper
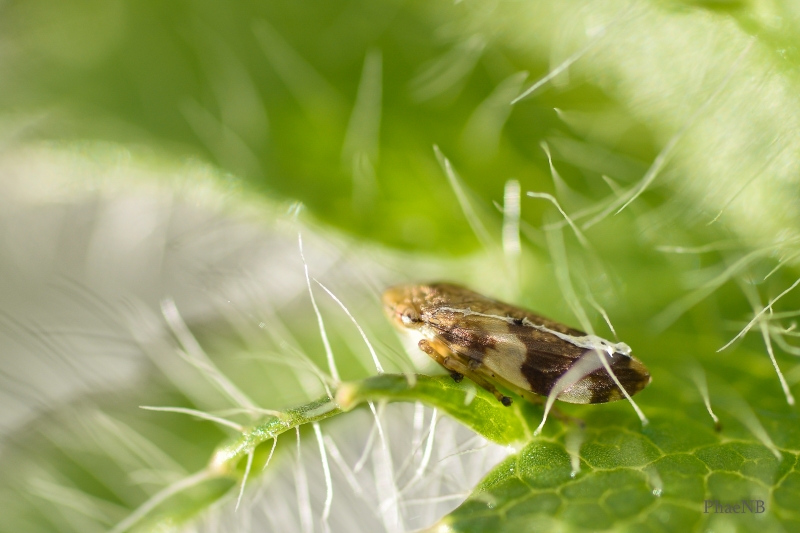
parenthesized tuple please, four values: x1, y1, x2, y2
(383, 283, 650, 406)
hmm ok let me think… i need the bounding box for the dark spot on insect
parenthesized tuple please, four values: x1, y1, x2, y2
(438, 327, 497, 358)
(513, 318, 524, 326)
(518, 335, 582, 396)
(501, 396, 512, 406)
(586, 376, 615, 404)
(585, 354, 650, 404)
(450, 371, 464, 383)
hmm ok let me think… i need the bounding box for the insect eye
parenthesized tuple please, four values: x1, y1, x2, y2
(397, 305, 419, 325)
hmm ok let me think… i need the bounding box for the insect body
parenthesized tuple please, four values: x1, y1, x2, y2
(382, 283, 650, 406)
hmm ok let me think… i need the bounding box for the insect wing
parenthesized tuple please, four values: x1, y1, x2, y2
(425, 309, 585, 396)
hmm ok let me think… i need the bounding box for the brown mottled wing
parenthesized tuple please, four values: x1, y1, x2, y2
(422, 300, 586, 397)
(422, 283, 585, 336)
(415, 283, 650, 403)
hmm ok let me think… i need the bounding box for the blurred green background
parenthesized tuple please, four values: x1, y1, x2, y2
(0, 0, 655, 252)
(2, 0, 800, 532)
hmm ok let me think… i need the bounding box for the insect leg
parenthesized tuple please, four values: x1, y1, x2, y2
(417, 340, 512, 406)
(418, 339, 450, 366)
(444, 356, 513, 406)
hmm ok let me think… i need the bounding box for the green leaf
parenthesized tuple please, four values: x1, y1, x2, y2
(434, 332, 800, 532)
(112, 374, 537, 531)
(338, 374, 539, 445)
